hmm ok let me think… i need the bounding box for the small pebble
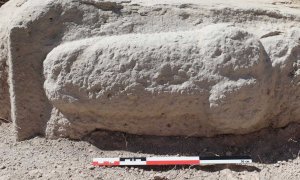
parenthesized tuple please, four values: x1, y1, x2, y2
(88, 165, 95, 170)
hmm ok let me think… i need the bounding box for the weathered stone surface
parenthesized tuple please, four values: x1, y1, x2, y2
(43, 24, 273, 137)
(261, 28, 300, 127)
(0, 0, 300, 140)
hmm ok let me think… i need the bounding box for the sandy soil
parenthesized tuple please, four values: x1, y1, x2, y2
(0, 121, 299, 180)
(0, 0, 300, 179)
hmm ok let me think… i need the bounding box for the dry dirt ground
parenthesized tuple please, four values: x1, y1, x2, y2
(0, 1, 300, 179)
(0, 121, 299, 180)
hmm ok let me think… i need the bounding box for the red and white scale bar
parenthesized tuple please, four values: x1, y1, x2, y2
(92, 156, 252, 166)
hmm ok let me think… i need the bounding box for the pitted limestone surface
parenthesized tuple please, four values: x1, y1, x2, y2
(0, 0, 300, 140)
(43, 25, 273, 138)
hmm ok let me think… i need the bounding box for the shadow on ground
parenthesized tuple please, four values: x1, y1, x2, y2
(85, 123, 300, 167)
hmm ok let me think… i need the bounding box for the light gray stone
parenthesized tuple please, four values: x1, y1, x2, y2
(43, 24, 273, 137)
(0, 0, 300, 140)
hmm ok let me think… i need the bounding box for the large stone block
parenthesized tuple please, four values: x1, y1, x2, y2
(43, 25, 273, 137)
(0, 0, 299, 140)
